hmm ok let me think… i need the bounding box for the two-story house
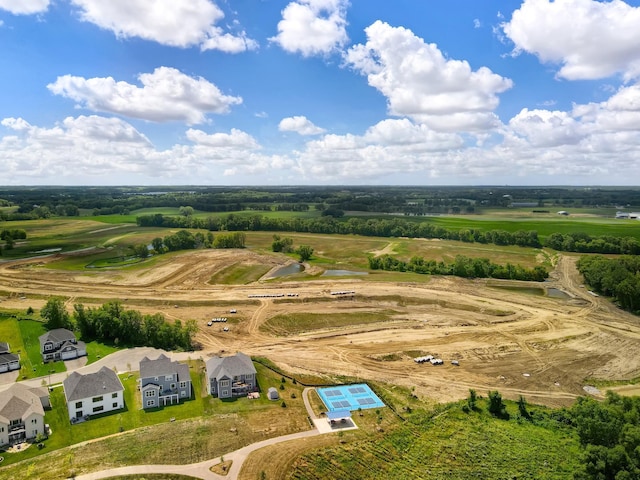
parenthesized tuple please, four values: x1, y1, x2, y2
(0, 383, 50, 446)
(205, 352, 257, 399)
(139, 354, 191, 409)
(39, 328, 86, 362)
(63, 366, 124, 421)
(0, 341, 20, 373)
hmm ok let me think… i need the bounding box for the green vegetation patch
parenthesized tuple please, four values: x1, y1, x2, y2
(260, 311, 398, 336)
(209, 263, 272, 285)
(288, 402, 581, 480)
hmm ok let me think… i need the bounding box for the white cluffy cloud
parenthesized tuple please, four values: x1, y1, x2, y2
(503, 0, 640, 81)
(345, 21, 512, 132)
(0, 115, 295, 183)
(47, 67, 242, 125)
(0, 0, 49, 14)
(279, 116, 326, 135)
(271, 0, 349, 56)
(68, 0, 257, 52)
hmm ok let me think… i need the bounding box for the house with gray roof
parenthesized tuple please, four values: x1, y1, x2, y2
(0, 383, 49, 446)
(39, 328, 86, 362)
(63, 366, 124, 421)
(139, 354, 191, 409)
(205, 352, 257, 399)
(0, 341, 20, 373)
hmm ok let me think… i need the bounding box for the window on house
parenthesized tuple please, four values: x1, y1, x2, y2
(33, 429, 38, 436)
(92, 396, 103, 402)
(179, 381, 187, 388)
(165, 375, 172, 381)
(112, 392, 117, 398)
(146, 400, 154, 407)
(170, 383, 176, 390)
(75, 401, 82, 408)
(0, 427, 4, 432)
(181, 391, 186, 397)
(112, 402, 118, 408)
(145, 390, 155, 397)
(92, 405, 104, 413)
(222, 390, 228, 396)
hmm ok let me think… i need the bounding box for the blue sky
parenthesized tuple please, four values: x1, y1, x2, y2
(1, 0, 640, 186)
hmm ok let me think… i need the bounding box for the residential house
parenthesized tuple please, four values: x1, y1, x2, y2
(205, 352, 257, 399)
(0, 383, 50, 446)
(0, 341, 20, 373)
(139, 354, 191, 409)
(63, 366, 124, 421)
(39, 328, 87, 362)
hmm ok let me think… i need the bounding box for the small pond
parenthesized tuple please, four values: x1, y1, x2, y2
(265, 263, 304, 278)
(490, 285, 545, 296)
(547, 288, 570, 299)
(321, 269, 368, 276)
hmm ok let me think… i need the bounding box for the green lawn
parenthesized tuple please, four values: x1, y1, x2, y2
(209, 263, 272, 285)
(17, 318, 67, 378)
(0, 360, 308, 468)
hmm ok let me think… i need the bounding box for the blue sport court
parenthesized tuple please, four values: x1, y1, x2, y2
(317, 384, 385, 412)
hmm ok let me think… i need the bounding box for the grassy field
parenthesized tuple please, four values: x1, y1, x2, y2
(209, 263, 272, 285)
(0, 361, 310, 475)
(404, 214, 640, 240)
(260, 310, 400, 336)
(285, 400, 581, 480)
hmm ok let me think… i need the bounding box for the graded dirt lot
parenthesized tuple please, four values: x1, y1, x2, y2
(1, 248, 639, 407)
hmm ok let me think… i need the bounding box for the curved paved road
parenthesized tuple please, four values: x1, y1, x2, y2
(74, 429, 322, 480)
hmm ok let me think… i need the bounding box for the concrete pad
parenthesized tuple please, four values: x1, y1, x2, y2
(312, 417, 358, 434)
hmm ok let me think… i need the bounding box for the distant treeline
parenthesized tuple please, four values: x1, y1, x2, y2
(136, 213, 640, 255)
(4, 185, 640, 219)
(546, 232, 640, 255)
(368, 254, 549, 282)
(577, 255, 640, 313)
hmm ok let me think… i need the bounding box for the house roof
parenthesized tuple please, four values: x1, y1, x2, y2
(0, 341, 9, 353)
(63, 366, 124, 402)
(39, 328, 77, 349)
(0, 383, 45, 424)
(0, 352, 19, 365)
(139, 354, 189, 382)
(206, 352, 256, 381)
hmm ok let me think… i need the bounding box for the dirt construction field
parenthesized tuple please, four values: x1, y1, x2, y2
(1, 248, 639, 407)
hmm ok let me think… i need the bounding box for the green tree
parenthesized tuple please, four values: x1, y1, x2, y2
(151, 237, 164, 253)
(179, 206, 195, 217)
(488, 390, 508, 418)
(41, 297, 73, 330)
(296, 245, 314, 262)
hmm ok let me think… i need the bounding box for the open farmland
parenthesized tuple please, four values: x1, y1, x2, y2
(1, 225, 640, 409)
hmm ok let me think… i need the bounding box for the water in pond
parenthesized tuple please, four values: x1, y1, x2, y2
(322, 269, 368, 276)
(547, 288, 570, 299)
(265, 263, 304, 278)
(490, 285, 545, 296)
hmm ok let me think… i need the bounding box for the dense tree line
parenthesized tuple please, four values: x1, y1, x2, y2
(577, 255, 640, 313)
(137, 213, 640, 256)
(546, 232, 640, 255)
(39, 298, 196, 350)
(73, 301, 196, 350)
(571, 392, 640, 480)
(368, 254, 549, 281)
(136, 213, 545, 248)
(4, 186, 640, 220)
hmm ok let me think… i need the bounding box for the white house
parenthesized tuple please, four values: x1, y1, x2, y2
(0, 383, 49, 446)
(63, 366, 124, 421)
